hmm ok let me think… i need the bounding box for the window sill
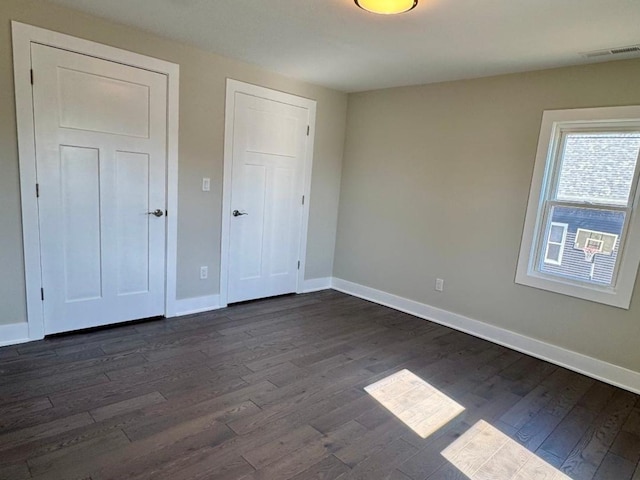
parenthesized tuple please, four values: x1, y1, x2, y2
(515, 269, 630, 309)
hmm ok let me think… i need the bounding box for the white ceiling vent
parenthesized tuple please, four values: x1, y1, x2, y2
(582, 45, 640, 58)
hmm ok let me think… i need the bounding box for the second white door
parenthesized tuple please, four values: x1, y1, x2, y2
(227, 91, 310, 303)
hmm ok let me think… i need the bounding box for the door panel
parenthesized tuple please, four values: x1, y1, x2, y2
(32, 43, 168, 334)
(246, 109, 298, 157)
(57, 67, 150, 137)
(115, 151, 150, 296)
(269, 167, 296, 276)
(228, 92, 309, 303)
(238, 163, 267, 280)
(60, 146, 102, 302)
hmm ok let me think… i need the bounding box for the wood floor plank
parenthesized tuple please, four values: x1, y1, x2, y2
(0, 347, 106, 378)
(561, 389, 637, 480)
(36, 421, 235, 480)
(0, 411, 95, 451)
(289, 455, 350, 480)
(228, 386, 364, 436)
(0, 461, 31, 480)
(611, 431, 640, 465)
(155, 453, 255, 480)
(514, 373, 593, 451)
(0, 396, 53, 424)
(0, 408, 146, 466)
(242, 424, 322, 469)
(388, 420, 468, 479)
(0, 370, 111, 405)
(334, 418, 409, 468)
(592, 452, 636, 480)
(122, 382, 271, 441)
(498, 368, 571, 430)
(538, 405, 597, 462)
(26, 429, 130, 477)
(340, 437, 418, 479)
(242, 420, 366, 480)
(89, 391, 167, 422)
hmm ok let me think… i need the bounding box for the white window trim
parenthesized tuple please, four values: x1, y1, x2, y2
(515, 106, 640, 309)
(543, 222, 568, 266)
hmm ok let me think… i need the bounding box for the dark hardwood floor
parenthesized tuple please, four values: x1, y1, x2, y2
(1, 290, 639, 479)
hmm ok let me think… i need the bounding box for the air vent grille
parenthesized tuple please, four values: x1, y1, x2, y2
(582, 45, 640, 58)
(610, 46, 640, 55)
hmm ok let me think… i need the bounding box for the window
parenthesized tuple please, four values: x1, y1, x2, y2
(516, 106, 640, 309)
(543, 223, 567, 266)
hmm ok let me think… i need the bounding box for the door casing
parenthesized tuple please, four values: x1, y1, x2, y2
(220, 79, 317, 307)
(12, 22, 180, 342)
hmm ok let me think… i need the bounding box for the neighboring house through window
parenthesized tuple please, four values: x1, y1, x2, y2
(516, 106, 640, 308)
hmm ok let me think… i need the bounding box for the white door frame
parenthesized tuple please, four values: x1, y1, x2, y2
(220, 79, 317, 307)
(12, 22, 180, 342)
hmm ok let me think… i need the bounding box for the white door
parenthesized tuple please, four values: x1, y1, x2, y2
(227, 92, 310, 303)
(32, 44, 168, 335)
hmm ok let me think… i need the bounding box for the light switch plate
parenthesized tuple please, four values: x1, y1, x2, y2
(202, 177, 211, 192)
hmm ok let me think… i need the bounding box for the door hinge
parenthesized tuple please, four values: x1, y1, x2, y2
(165, 209, 168, 217)
(297, 261, 300, 270)
(30, 69, 34, 85)
(36, 183, 40, 198)
(302, 195, 305, 205)
(307, 125, 310, 136)
(40, 288, 44, 301)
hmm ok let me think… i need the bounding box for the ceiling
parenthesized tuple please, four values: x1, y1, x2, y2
(44, 0, 640, 92)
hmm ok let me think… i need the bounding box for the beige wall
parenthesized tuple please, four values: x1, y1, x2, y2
(0, 0, 347, 325)
(334, 59, 640, 372)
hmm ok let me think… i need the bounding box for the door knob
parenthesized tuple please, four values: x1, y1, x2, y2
(232, 210, 248, 217)
(148, 209, 164, 217)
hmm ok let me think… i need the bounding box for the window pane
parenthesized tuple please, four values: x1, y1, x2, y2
(556, 132, 640, 206)
(546, 244, 561, 262)
(538, 205, 625, 286)
(549, 224, 565, 243)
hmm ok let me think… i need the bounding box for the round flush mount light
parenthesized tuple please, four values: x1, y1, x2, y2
(354, 0, 418, 15)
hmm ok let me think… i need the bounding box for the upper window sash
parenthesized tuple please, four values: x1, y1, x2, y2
(546, 127, 640, 209)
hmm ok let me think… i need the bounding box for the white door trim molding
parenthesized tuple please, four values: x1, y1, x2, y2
(11, 21, 180, 343)
(331, 277, 640, 395)
(220, 79, 317, 307)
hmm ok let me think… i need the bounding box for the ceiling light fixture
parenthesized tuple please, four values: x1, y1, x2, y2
(354, 0, 418, 15)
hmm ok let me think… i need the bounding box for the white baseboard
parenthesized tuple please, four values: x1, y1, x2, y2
(331, 277, 640, 395)
(0, 322, 31, 348)
(174, 294, 222, 316)
(302, 277, 333, 293)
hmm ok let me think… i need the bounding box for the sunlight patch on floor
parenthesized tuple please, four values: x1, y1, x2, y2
(364, 369, 465, 439)
(442, 420, 572, 479)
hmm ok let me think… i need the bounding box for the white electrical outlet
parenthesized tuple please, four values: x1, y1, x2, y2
(200, 266, 208, 280)
(435, 278, 445, 292)
(202, 177, 211, 192)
